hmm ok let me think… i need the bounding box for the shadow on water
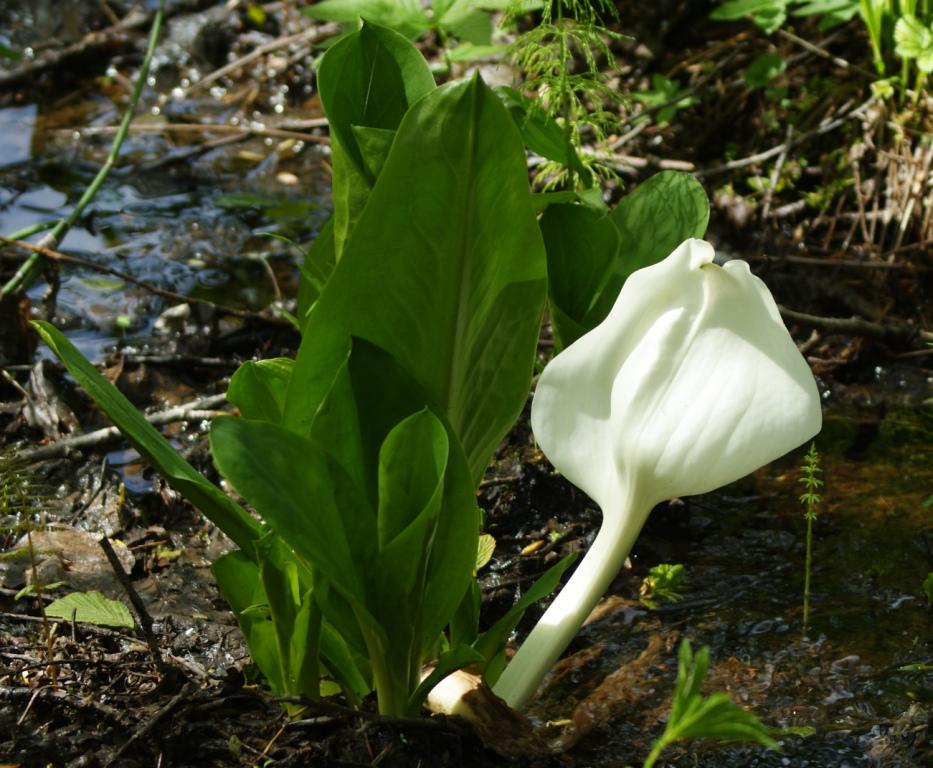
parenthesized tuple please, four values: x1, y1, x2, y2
(0, 54, 330, 362)
(522, 394, 931, 767)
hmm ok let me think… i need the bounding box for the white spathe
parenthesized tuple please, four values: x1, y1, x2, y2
(493, 238, 822, 709)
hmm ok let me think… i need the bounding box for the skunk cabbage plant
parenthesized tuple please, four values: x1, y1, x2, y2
(493, 238, 822, 708)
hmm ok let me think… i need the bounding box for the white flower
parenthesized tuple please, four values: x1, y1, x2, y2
(493, 239, 822, 708)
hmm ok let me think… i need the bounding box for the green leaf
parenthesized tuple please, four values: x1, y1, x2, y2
(610, 170, 709, 279)
(632, 74, 698, 125)
(475, 533, 496, 571)
(541, 202, 622, 348)
(227, 358, 293, 424)
(494, 86, 591, 187)
(544, 171, 708, 347)
(0, 43, 21, 60)
(33, 321, 261, 556)
(709, 0, 788, 33)
(297, 217, 337, 325)
(894, 16, 933, 73)
(744, 52, 786, 89)
(318, 22, 435, 257)
(376, 409, 448, 550)
(213, 551, 289, 694)
(45, 591, 134, 628)
(303, 0, 431, 39)
(790, 0, 858, 29)
(473, 552, 577, 684)
(645, 640, 778, 767)
(210, 417, 371, 604)
(285, 76, 548, 486)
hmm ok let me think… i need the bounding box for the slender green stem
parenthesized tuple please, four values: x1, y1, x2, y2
(642, 738, 666, 768)
(556, 3, 577, 191)
(802, 513, 813, 627)
(1, 1, 164, 298)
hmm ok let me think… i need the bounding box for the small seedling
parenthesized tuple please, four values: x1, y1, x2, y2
(640, 563, 687, 609)
(799, 442, 823, 627)
(642, 639, 778, 768)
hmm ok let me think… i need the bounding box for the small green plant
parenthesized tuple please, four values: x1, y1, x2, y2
(642, 639, 778, 768)
(506, 0, 624, 189)
(799, 442, 823, 627)
(710, 1, 933, 102)
(640, 563, 687, 609)
(632, 74, 699, 125)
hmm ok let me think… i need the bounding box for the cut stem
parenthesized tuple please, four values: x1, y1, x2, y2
(493, 487, 649, 709)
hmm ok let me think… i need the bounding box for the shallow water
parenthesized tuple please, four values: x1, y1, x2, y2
(525, 400, 931, 766)
(1, 2, 330, 361)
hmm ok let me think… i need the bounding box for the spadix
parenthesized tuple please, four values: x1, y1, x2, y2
(493, 238, 822, 709)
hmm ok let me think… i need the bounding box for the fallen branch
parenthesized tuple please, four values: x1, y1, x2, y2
(0, 238, 291, 325)
(15, 394, 228, 463)
(183, 22, 340, 95)
(778, 305, 932, 344)
(65, 121, 329, 144)
(697, 99, 874, 176)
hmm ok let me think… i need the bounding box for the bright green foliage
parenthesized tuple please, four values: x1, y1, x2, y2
(633, 74, 699, 124)
(541, 170, 710, 347)
(317, 22, 436, 260)
(286, 75, 548, 487)
(45, 591, 134, 629)
(506, 0, 624, 189)
(711, 0, 932, 100)
(710, 0, 789, 32)
(643, 640, 778, 768)
(640, 563, 687, 609)
(33, 323, 262, 556)
(302, 0, 518, 45)
(799, 442, 823, 626)
(35, 23, 564, 717)
(744, 52, 788, 88)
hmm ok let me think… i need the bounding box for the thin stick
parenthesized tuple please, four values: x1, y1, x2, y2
(15, 394, 228, 463)
(103, 681, 196, 768)
(776, 28, 877, 79)
(98, 537, 166, 675)
(66, 121, 329, 144)
(184, 23, 339, 94)
(0, 238, 290, 325)
(778, 305, 932, 343)
(761, 125, 793, 220)
(697, 99, 873, 176)
(0, 3, 164, 298)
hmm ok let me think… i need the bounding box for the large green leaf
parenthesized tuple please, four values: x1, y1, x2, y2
(541, 203, 622, 347)
(494, 86, 591, 187)
(303, 0, 430, 39)
(285, 75, 547, 485)
(212, 552, 287, 693)
(318, 21, 436, 257)
(227, 358, 293, 424)
(609, 170, 709, 280)
(308, 339, 479, 662)
(297, 216, 337, 323)
(210, 417, 371, 604)
(33, 321, 261, 555)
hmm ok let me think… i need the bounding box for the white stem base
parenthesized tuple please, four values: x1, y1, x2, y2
(492, 494, 650, 709)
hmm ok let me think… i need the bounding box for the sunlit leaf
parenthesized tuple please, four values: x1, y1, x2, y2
(45, 591, 134, 629)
